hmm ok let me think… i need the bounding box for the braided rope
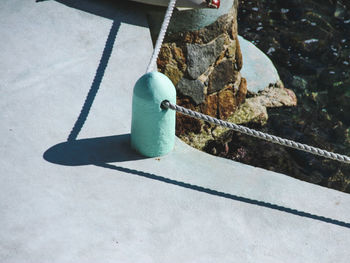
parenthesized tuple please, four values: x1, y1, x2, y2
(146, 0, 350, 165)
(162, 101, 350, 164)
(146, 0, 177, 73)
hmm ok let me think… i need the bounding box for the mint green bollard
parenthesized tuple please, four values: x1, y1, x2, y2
(131, 71, 176, 157)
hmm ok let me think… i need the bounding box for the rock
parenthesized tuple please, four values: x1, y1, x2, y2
(157, 1, 271, 152)
(238, 35, 280, 94)
(228, 98, 268, 125)
(218, 88, 237, 119)
(157, 44, 172, 70)
(179, 129, 215, 151)
(221, 82, 296, 125)
(175, 97, 202, 136)
(164, 63, 183, 86)
(158, 43, 185, 86)
(211, 125, 231, 140)
(318, 68, 349, 90)
(334, 0, 347, 20)
(345, 128, 350, 146)
(235, 0, 350, 193)
(234, 36, 243, 71)
(201, 93, 218, 117)
(226, 38, 236, 58)
(257, 85, 297, 107)
(208, 59, 238, 93)
(221, 83, 296, 126)
(292, 76, 308, 90)
(176, 78, 205, 105)
(287, 35, 328, 56)
(237, 77, 247, 105)
(302, 38, 325, 54)
(166, 2, 237, 43)
(171, 44, 187, 72)
(186, 34, 227, 79)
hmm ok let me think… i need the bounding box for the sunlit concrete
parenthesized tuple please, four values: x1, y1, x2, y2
(1, 1, 350, 262)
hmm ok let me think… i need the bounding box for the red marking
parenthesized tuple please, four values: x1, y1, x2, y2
(208, 0, 220, 9)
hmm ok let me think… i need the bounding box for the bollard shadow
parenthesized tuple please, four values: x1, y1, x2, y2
(44, 134, 145, 165)
(40, 0, 350, 231)
(44, 135, 350, 229)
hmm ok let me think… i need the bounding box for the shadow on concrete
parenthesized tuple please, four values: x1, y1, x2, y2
(66, 18, 121, 141)
(44, 136, 350, 229)
(53, 0, 152, 24)
(96, 162, 350, 229)
(39, 0, 150, 142)
(44, 134, 145, 165)
(50, 0, 165, 43)
(40, 0, 350, 231)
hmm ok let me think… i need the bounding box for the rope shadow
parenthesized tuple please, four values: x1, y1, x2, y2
(67, 19, 121, 142)
(40, 0, 350, 230)
(96, 162, 350, 230)
(57, 0, 150, 142)
(44, 134, 350, 229)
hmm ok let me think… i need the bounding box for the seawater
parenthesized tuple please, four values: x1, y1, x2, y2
(232, 0, 350, 192)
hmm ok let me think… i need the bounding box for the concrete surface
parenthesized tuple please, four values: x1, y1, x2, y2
(1, 0, 350, 262)
(239, 35, 280, 93)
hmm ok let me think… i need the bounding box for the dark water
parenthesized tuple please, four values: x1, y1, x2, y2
(207, 0, 350, 192)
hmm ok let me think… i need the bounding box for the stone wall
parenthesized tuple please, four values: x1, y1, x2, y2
(157, 2, 247, 137)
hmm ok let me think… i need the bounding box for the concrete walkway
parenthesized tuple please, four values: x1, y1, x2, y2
(1, 1, 350, 262)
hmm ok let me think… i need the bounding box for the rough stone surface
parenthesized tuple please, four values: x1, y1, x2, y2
(201, 93, 218, 117)
(158, 43, 185, 86)
(237, 77, 247, 105)
(157, 3, 297, 155)
(218, 88, 237, 119)
(164, 63, 183, 86)
(186, 34, 226, 79)
(228, 98, 268, 126)
(292, 76, 308, 90)
(157, 3, 246, 139)
(235, 36, 243, 71)
(183, 82, 297, 151)
(208, 59, 238, 93)
(171, 44, 187, 71)
(226, 37, 237, 59)
(176, 78, 205, 105)
(157, 44, 172, 69)
(166, 3, 238, 44)
(257, 85, 298, 108)
(175, 97, 202, 136)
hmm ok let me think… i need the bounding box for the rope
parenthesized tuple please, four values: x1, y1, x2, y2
(146, 0, 178, 73)
(145, 0, 350, 165)
(162, 101, 350, 164)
